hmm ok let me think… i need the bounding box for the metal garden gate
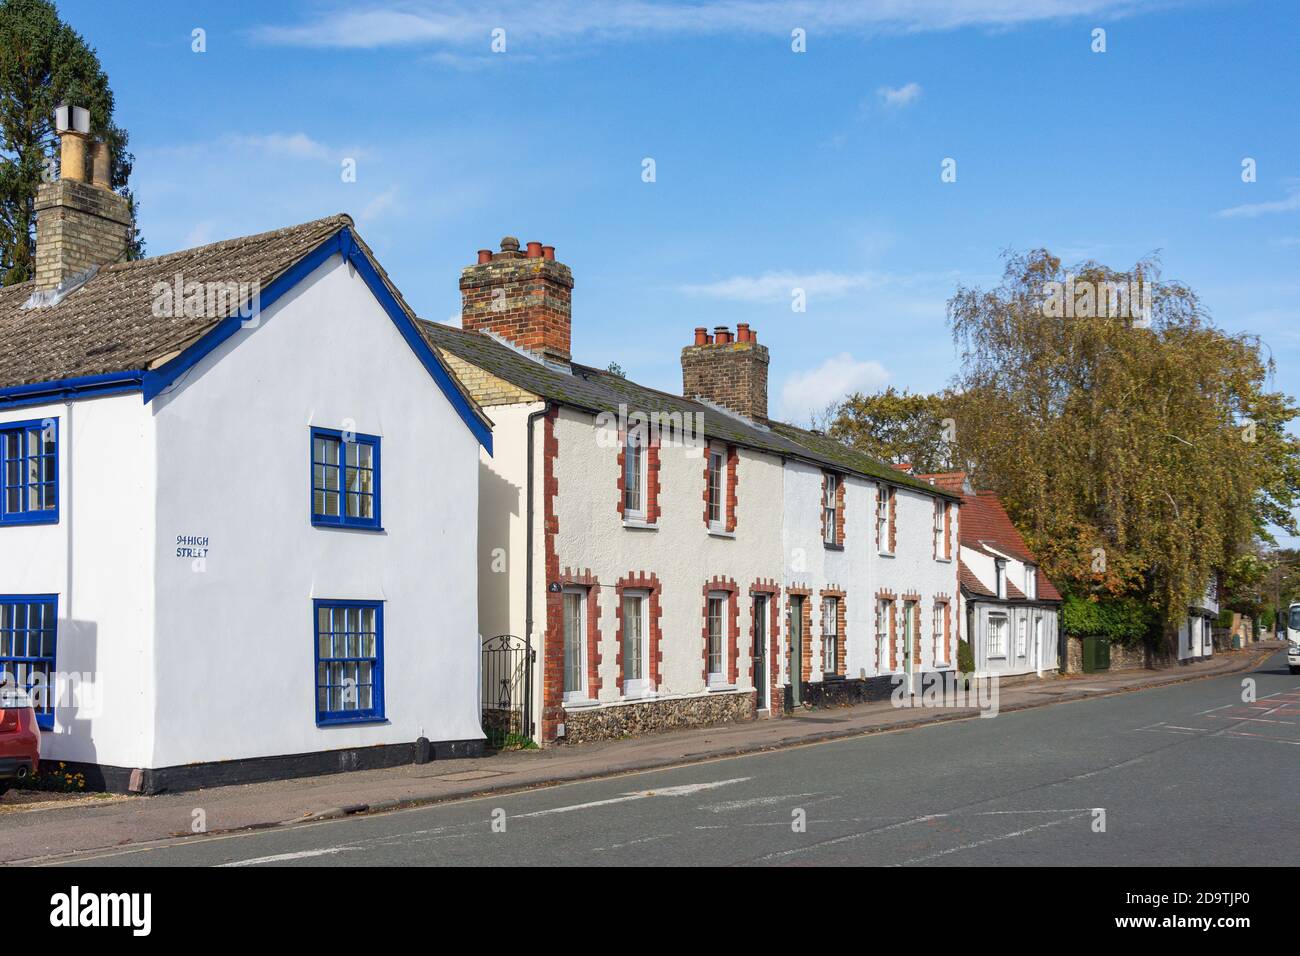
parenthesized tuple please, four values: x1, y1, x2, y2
(480, 634, 534, 748)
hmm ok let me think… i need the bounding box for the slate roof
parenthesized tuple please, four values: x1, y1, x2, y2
(1, 214, 352, 390)
(922, 472, 1062, 602)
(419, 321, 959, 499)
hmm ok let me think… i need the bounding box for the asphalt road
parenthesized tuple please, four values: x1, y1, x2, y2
(53, 651, 1300, 866)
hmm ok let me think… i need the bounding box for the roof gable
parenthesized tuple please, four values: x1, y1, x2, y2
(0, 216, 491, 453)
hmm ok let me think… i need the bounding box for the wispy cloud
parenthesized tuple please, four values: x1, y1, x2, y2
(780, 352, 891, 422)
(681, 269, 891, 304)
(1217, 186, 1300, 219)
(229, 132, 334, 161)
(877, 82, 923, 108)
(253, 1, 1162, 50)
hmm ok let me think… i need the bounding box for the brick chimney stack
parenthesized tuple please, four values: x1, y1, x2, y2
(34, 105, 133, 292)
(460, 236, 574, 367)
(681, 324, 770, 422)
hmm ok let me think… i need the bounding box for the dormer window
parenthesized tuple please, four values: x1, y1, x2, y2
(995, 558, 1007, 599)
(1025, 567, 1037, 600)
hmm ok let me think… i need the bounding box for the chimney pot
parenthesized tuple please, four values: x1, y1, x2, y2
(500, 236, 520, 253)
(693, 327, 709, 346)
(476, 249, 493, 264)
(526, 241, 543, 258)
(682, 322, 770, 421)
(736, 322, 751, 343)
(714, 326, 732, 345)
(541, 245, 555, 260)
(90, 140, 111, 189)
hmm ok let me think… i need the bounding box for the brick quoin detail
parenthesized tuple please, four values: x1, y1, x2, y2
(787, 586, 813, 684)
(561, 568, 603, 696)
(726, 445, 739, 532)
(749, 579, 782, 713)
(701, 578, 740, 683)
(540, 407, 563, 743)
(944, 503, 953, 559)
(615, 572, 663, 692)
(819, 587, 847, 677)
(889, 489, 897, 553)
(877, 588, 898, 671)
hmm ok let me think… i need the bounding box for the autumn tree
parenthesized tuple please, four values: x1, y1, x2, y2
(0, 0, 141, 285)
(827, 386, 957, 474)
(944, 249, 1299, 639)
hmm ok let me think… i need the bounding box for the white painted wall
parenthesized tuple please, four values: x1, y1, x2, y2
(0, 394, 157, 768)
(550, 405, 785, 710)
(959, 543, 1060, 676)
(147, 253, 482, 767)
(782, 463, 960, 684)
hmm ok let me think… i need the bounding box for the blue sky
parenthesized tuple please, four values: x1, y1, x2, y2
(61, 1, 1299, 429)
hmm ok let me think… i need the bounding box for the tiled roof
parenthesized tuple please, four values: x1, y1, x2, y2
(937, 484, 1062, 602)
(419, 321, 959, 499)
(0, 214, 353, 390)
(958, 558, 995, 597)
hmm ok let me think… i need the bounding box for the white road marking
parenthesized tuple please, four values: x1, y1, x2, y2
(513, 777, 751, 818)
(893, 810, 1090, 865)
(220, 846, 355, 867)
(700, 792, 822, 813)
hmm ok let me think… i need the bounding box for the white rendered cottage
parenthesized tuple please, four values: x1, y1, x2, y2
(0, 129, 490, 792)
(421, 236, 961, 746)
(921, 473, 1063, 678)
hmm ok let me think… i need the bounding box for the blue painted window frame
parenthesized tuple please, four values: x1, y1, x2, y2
(0, 594, 57, 730)
(0, 417, 58, 526)
(310, 427, 381, 530)
(313, 599, 385, 726)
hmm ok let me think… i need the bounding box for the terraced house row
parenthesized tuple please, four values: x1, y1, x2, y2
(0, 124, 1062, 791)
(425, 235, 1060, 746)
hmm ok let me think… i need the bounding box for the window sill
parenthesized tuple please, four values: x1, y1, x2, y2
(823, 542, 844, 552)
(878, 550, 896, 558)
(562, 697, 599, 709)
(316, 715, 388, 727)
(707, 528, 736, 539)
(622, 518, 657, 531)
(935, 557, 952, 564)
(312, 519, 385, 533)
(0, 513, 60, 527)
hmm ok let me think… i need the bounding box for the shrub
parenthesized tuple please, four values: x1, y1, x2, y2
(957, 638, 975, 673)
(1062, 594, 1158, 646)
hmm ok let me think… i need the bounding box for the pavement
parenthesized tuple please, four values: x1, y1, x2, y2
(1, 641, 1285, 866)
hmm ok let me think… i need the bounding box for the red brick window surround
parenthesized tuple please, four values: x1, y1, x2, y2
(787, 587, 813, 684)
(876, 590, 897, 672)
(821, 472, 845, 548)
(703, 443, 739, 533)
(819, 588, 847, 677)
(701, 578, 740, 685)
(560, 569, 602, 701)
(617, 427, 661, 526)
(749, 580, 781, 712)
(876, 484, 896, 554)
(901, 591, 922, 667)
(615, 573, 662, 696)
(943, 502, 953, 559)
(932, 596, 952, 667)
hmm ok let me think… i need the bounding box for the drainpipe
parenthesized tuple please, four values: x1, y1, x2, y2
(524, 402, 553, 733)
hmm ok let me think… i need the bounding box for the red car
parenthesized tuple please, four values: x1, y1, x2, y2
(0, 691, 40, 796)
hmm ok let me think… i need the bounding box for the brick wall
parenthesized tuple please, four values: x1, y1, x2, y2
(436, 348, 539, 406)
(34, 179, 133, 291)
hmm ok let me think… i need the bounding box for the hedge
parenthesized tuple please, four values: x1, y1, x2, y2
(1061, 594, 1158, 645)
